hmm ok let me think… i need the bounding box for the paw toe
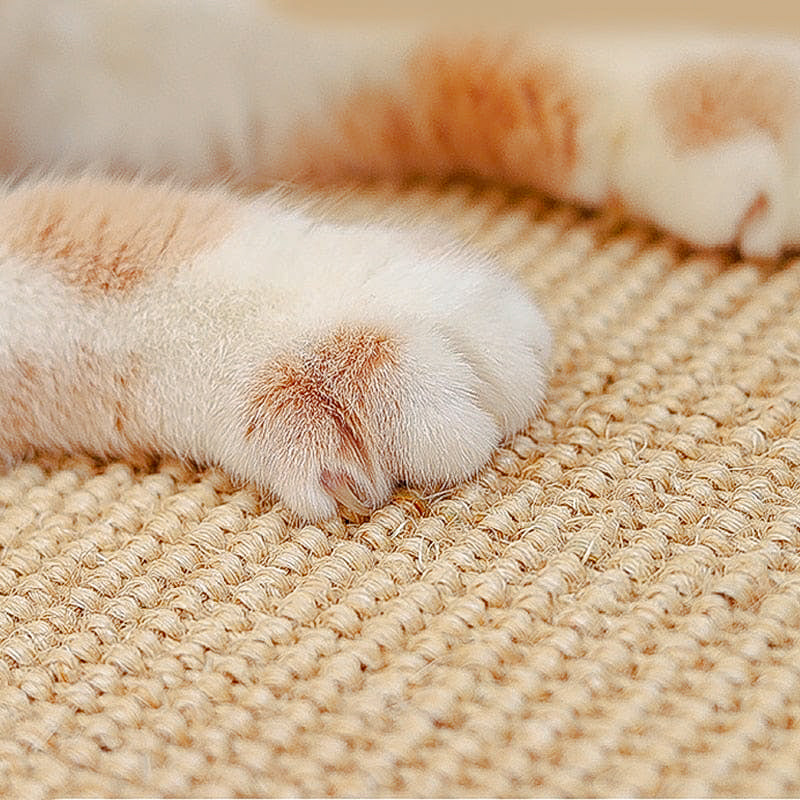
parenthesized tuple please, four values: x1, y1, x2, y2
(241, 321, 505, 520)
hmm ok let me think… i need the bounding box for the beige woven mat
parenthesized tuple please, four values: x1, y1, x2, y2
(2, 182, 800, 798)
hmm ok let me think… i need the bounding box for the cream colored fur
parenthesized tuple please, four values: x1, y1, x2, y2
(0, 1, 798, 519)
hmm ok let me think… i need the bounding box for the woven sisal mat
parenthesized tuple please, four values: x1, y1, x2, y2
(2, 182, 800, 798)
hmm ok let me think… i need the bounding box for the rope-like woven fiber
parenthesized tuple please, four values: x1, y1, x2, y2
(2, 182, 800, 798)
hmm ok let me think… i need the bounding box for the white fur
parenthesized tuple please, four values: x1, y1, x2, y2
(0, 0, 413, 182)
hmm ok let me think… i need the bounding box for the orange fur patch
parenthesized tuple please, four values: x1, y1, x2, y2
(288, 38, 582, 195)
(246, 327, 398, 470)
(0, 177, 239, 294)
(655, 54, 800, 151)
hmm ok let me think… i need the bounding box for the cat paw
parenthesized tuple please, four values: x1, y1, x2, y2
(616, 127, 791, 257)
(217, 231, 551, 521)
(614, 51, 800, 257)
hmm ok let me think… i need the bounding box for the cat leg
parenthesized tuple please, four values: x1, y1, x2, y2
(0, 177, 550, 521)
(4, 2, 800, 253)
(267, 23, 800, 255)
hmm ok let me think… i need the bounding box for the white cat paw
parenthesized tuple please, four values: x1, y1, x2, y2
(616, 131, 790, 257)
(612, 51, 800, 257)
(219, 233, 551, 521)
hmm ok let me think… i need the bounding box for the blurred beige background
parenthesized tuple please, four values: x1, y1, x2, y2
(277, 0, 800, 35)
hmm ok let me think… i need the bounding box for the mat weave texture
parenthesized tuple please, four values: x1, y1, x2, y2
(2, 183, 800, 798)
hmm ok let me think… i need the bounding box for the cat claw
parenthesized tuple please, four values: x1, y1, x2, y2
(320, 469, 371, 518)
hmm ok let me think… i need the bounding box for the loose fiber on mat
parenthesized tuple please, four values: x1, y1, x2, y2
(2, 182, 800, 798)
